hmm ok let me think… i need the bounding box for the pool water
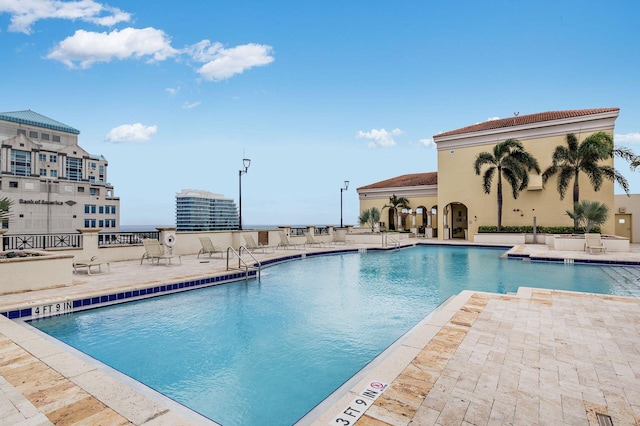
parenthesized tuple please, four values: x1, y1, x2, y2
(30, 246, 633, 425)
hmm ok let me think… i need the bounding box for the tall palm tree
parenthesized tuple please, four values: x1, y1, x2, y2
(0, 197, 12, 225)
(542, 132, 629, 231)
(474, 139, 540, 231)
(383, 195, 410, 231)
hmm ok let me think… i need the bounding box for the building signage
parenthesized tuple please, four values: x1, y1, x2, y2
(19, 199, 63, 205)
(331, 380, 388, 425)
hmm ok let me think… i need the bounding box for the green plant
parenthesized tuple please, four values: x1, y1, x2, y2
(566, 200, 609, 234)
(0, 197, 13, 227)
(542, 132, 629, 231)
(359, 207, 381, 232)
(474, 139, 540, 232)
(477, 225, 600, 234)
(382, 195, 410, 231)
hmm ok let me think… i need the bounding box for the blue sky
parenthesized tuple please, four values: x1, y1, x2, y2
(1, 0, 639, 226)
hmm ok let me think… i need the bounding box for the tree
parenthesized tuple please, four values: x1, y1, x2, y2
(542, 132, 629, 231)
(382, 195, 410, 231)
(474, 139, 540, 231)
(0, 197, 12, 227)
(566, 200, 609, 234)
(359, 207, 381, 232)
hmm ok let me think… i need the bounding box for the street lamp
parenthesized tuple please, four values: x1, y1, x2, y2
(238, 158, 251, 230)
(340, 180, 349, 228)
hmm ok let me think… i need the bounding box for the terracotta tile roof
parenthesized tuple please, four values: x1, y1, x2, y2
(357, 172, 437, 190)
(434, 108, 619, 139)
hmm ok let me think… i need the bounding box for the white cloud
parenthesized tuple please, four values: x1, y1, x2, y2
(356, 128, 403, 148)
(165, 87, 180, 96)
(0, 0, 130, 34)
(190, 41, 275, 81)
(418, 138, 435, 148)
(47, 27, 177, 69)
(105, 123, 157, 143)
(487, 116, 500, 121)
(181, 101, 201, 109)
(615, 132, 640, 144)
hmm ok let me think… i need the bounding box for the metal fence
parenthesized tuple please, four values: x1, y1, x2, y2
(2, 233, 83, 251)
(1, 231, 160, 251)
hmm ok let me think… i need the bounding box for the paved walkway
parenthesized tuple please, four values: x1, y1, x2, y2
(0, 240, 639, 425)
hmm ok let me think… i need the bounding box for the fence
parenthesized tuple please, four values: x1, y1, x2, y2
(1, 231, 161, 251)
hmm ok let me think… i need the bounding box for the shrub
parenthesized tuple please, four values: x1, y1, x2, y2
(477, 225, 600, 234)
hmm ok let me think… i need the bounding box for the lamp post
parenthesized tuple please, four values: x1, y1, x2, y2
(340, 180, 349, 228)
(238, 158, 251, 230)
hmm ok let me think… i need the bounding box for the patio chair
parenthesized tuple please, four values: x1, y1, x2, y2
(277, 231, 305, 250)
(73, 256, 110, 275)
(198, 237, 224, 259)
(305, 232, 330, 248)
(243, 235, 274, 253)
(141, 238, 181, 265)
(331, 232, 347, 245)
(584, 233, 607, 254)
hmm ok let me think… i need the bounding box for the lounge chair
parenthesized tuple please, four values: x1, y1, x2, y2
(198, 237, 224, 259)
(585, 233, 607, 254)
(73, 256, 110, 275)
(277, 231, 305, 250)
(331, 232, 347, 245)
(141, 238, 181, 265)
(243, 235, 274, 253)
(305, 232, 330, 248)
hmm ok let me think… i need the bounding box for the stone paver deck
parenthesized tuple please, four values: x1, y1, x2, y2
(0, 240, 639, 425)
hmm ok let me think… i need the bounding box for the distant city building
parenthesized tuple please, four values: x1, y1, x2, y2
(0, 110, 119, 234)
(176, 189, 238, 231)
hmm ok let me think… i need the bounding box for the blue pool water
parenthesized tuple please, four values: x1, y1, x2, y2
(30, 246, 634, 425)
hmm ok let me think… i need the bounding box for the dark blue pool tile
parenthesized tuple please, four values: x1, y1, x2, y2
(73, 300, 82, 308)
(101, 295, 109, 303)
(133, 290, 140, 297)
(125, 291, 132, 298)
(109, 294, 117, 301)
(91, 297, 100, 304)
(20, 308, 31, 317)
(8, 311, 19, 319)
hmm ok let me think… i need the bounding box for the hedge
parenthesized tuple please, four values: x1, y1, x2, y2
(477, 225, 601, 234)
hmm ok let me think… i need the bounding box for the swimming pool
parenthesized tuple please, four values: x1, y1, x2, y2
(29, 245, 638, 425)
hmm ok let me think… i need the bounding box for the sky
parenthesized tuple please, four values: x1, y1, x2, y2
(1, 0, 639, 227)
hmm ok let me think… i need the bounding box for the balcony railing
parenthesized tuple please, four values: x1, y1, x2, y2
(98, 231, 159, 247)
(2, 233, 82, 251)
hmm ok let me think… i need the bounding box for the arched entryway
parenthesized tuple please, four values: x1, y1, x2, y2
(443, 202, 468, 240)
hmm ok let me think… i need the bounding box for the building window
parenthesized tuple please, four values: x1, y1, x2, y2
(49, 155, 57, 163)
(89, 176, 95, 183)
(17, 129, 26, 136)
(78, 186, 84, 193)
(52, 135, 61, 143)
(99, 220, 104, 227)
(9, 181, 18, 188)
(91, 162, 96, 169)
(105, 220, 110, 228)
(11, 150, 31, 176)
(40, 168, 47, 176)
(90, 188, 99, 196)
(84, 205, 90, 214)
(99, 206, 104, 214)
(50, 170, 57, 177)
(40, 133, 50, 141)
(39, 153, 46, 162)
(66, 157, 82, 181)
(84, 219, 90, 227)
(29, 130, 38, 138)
(110, 219, 116, 227)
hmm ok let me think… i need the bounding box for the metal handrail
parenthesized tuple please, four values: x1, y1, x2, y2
(226, 246, 261, 281)
(382, 233, 400, 248)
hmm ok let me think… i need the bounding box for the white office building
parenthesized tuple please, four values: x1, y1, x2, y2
(176, 189, 238, 231)
(0, 110, 119, 234)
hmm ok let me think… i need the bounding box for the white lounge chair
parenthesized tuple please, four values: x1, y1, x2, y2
(141, 238, 181, 265)
(277, 231, 305, 250)
(584, 233, 606, 254)
(198, 237, 224, 258)
(73, 256, 110, 275)
(243, 235, 274, 253)
(305, 232, 330, 247)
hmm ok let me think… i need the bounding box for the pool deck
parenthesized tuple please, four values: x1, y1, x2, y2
(1, 240, 639, 425)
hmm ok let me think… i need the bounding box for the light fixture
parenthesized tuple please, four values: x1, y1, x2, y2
(340, 180, 349, 228)
(238, 158, 251, 230)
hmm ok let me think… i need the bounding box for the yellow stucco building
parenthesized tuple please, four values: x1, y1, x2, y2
(358, 108, 622, 240)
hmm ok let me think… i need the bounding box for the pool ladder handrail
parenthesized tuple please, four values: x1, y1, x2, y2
(382, 233, 400, 249)
(226, 246, 261, 281)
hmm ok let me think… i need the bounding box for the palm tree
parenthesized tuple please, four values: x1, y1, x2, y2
(474, 139, 540, 231)
(0, 197, 12, 226)
(566, 200, 609, 234)
(383, 195, 410, 231)
(359, 207, 381, 232)
(542, 132, 629, 231)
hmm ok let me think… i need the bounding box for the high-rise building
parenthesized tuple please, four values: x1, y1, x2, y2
(176, 189, 238, 231)
(0, 110, 120, 234)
